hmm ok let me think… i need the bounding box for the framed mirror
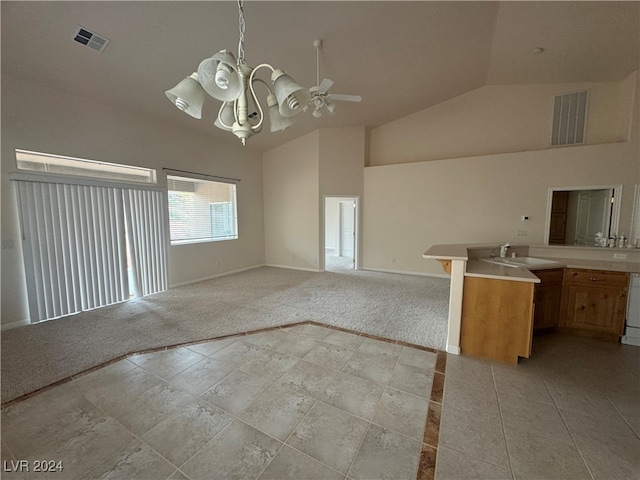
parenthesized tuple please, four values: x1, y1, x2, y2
(545, 185, 622, 246)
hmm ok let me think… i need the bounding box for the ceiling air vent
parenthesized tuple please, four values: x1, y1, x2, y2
(73, 26, 110, 53)
(551, 90, 588, 146)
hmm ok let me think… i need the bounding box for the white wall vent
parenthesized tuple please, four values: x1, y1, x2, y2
(551, 90, 588, 146)
(73, 26, 110, 53)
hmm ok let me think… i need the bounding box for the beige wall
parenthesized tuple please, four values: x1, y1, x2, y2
(262, 126, 366, 271)
(1, 75, 265, 325)
(362, 73, 640, 276)
(369, 75, 636, 166)
(263, 131, 320, 270)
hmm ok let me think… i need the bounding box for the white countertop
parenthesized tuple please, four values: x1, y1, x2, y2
(423, 244, 640, 284)
(465, 260, 541, 283)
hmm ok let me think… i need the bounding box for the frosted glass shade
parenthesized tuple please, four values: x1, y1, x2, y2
(271, 69, 310, 117)
(165, 74, 206, 119)
(214, 102, 235, 131)
(198, 50, 242, 102)
(266, 93, 294, 132)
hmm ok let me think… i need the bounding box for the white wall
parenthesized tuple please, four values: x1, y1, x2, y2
(369, 75, 636, 166)
(263, 127, 366, 271)
(263, 131, 320, 271)
(1, 75, 265, 325)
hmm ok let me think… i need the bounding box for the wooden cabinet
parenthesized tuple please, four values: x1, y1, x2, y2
(533, 268, 564, 330)
(460, 276, 534, 364)
(560, 268, 629, 339)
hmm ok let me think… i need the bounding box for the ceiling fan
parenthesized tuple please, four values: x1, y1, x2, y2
(308, 39, 362, 118)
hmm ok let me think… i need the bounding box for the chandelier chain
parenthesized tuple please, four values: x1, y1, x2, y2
(237, 0, 246, 64)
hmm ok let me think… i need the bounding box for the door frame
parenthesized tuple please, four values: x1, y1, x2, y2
(322, 195, 359, 271)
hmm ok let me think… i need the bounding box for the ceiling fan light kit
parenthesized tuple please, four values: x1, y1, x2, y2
(165, 0, 360, 145)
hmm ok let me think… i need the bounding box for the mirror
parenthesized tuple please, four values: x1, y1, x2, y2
(546, 185, 621, 246)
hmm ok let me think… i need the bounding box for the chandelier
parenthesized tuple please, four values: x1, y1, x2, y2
(165, 0, 310, 145)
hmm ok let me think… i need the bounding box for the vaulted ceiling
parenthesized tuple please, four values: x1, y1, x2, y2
(2, 1, 638, 152)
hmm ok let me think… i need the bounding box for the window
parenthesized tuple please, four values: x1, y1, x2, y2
(16, 149, 156, 184)
(12, 150, 166, 322)
(167, 175, 238, 245)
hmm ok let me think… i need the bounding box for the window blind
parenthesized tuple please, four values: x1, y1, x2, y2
(14, 177, 168, 322)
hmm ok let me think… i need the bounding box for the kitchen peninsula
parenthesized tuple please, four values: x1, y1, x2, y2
(423, 244, 638, 364)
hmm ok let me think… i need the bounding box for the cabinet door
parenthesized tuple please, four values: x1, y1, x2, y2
(564, 284, 627, 335)
(534, 285, 563, 329)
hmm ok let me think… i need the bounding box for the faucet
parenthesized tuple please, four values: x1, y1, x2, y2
(500, 242, 511, 258)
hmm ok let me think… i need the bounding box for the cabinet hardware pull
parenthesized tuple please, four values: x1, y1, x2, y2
(590, 277, 603, 281)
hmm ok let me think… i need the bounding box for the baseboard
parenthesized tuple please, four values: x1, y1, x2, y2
(169, 264, 265, 289)
(1, 319, 31, 331)
(446, 344, 461, 355)
(265, 264, 321, 273)
(360, 267, 450, 279)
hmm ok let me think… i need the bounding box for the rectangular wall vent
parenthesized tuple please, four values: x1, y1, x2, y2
(551, 90, 588, 146)
(73, 26, 110, 53)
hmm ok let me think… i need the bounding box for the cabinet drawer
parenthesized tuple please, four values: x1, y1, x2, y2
(565, 269, 628, 288)
(534, 268, 564, 285)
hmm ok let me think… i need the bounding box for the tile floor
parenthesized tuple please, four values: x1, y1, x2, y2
(437, 331, 640, 480)
(2, 324, 639, 480)
(1, 323, 443, 480)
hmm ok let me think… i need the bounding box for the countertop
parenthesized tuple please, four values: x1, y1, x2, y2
(423, 244, 640, 284)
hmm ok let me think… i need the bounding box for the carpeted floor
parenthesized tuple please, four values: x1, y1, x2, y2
(1, 266, 449, 403)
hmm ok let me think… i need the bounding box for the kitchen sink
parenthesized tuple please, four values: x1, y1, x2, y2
(481, 257, 563, 269)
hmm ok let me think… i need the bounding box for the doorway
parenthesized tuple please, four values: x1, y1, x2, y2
(324, 196, 358, 271)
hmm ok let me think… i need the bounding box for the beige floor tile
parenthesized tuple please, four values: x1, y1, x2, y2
(272, 335, 320, 357)
(439, 404, 510, 469)
(435, 446, 512, 480)
(167, 358, 236, 396)
(498, 392, 572, 443)
(239, 384, 316, 441)
(342, 350, 398, 385)
(129, 347, 207, 379)
(240, 349, 298, 381)
(371, 388, 428, 441)
(357, 337, 403, 358)
(141, 398, 233, 467)
(398, 347, 437, 370)
(258, 445, 343, 480)
(388, 362, 434, 397)
(504, 426, 591, 480)
(277, 359, 339, 399)
(322, 330, 365, 350)
(107, 382, 194, 435)
(185, 337, 239, 357)
(181, 420, 281, 480)
(302, 343, 355, 371)
(321, 371, 385, 420)
(80, 440, 175, 480)
(200, 370, 271, 415)
(348, 424, 422, 480)
(287, 401, 368, 474)
(209, 340, 269, 369)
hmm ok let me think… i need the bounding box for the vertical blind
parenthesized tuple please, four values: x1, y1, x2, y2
(124, 189, 168, 297)
(14, 176, 167, 322)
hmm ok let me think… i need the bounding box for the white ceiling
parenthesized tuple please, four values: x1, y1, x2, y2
(2, 1, 638, 152)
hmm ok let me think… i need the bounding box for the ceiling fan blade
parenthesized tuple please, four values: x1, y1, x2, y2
(317, 78, 334, 94)
(328, 94, 362, 102)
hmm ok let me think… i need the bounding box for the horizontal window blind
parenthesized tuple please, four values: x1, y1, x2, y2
(167, 175, 238, 245)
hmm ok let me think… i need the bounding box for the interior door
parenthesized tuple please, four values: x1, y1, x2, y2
(339, 201, 355, 258)
(575, 189, 612, 245)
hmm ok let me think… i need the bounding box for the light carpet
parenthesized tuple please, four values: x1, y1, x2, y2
(1, 266, 449, 403)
